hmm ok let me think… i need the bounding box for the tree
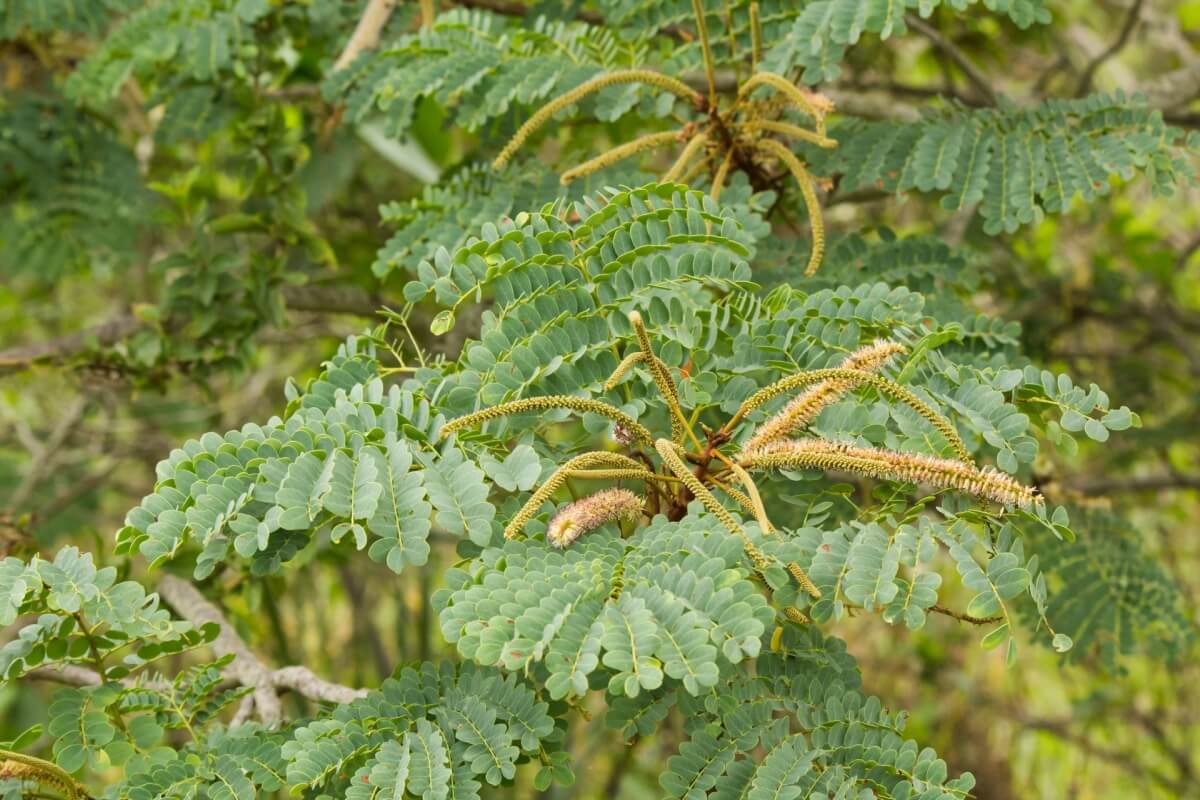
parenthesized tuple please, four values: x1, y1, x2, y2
(0, 1, 1197, 798)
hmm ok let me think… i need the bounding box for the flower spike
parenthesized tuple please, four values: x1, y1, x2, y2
(741, 340, 907, 452)
(493, 70, 702, 169)
(441, 395, 653, 445)
(547, 488, 645, 548)
(742, 439, 1040, 509)
(506, 451, 646, 540)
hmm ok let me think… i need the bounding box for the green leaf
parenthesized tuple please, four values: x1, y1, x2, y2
(423, 450, 496, 546)
(479, 445, 542, 492)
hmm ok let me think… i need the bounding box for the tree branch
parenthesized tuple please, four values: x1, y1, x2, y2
(273, 666, 369, 704)
(0, 286, 382, 377)
(1075, 0, 1144, 95)
(280, 285, 384, 317)
(930, 604, 1002, 625)
(905, 15, 997, 105)
(6, 396, 88, 513)
(333, 0, 399, 72)
(0, 315, 140, 375)
(28, 664, 104, 687)
(157, 575, 283, 725)
(1139, 60, 1200, 109)
(155, 576, 369, 721)
(1059, 473, 1200, 495)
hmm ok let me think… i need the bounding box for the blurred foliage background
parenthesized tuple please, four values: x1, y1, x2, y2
(1, 0, 1198, 797)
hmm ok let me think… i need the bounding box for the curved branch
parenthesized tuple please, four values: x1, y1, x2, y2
(157, 575, 283, 725)
(1075, 0, 1144, 95)
(905, 15, 997, 105)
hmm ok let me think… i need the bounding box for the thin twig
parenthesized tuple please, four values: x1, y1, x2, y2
(930, 604, 1002, 625)
(1075, 0, 1144, 95)
(6, 397, 87, 513)
(904, 15, 997, 104)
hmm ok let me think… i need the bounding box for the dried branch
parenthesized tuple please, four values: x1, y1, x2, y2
(155, 576, 367, 724)
(1059, 472, 1200, 495)
(272, 665, 369, 704)
(6, 396, 88, 513)
(28, 664, 105, 687)
(157, 575, 283, 725)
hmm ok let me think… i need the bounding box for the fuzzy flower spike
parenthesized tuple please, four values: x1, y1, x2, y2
(742, 439, 1040, 509)
(741, 340, 907, 454)
(546, 488, 645, 548)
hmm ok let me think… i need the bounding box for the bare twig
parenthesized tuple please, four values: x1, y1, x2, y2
(930, 604, 1002, 625)
(0, 315, 140, 374)
(1075, 0, 1144, 95)
(1058, 473, 1200, 495)
(905, 15, 997, 105)
(6, 396, 88, 513)
(333, 0, 398, 72)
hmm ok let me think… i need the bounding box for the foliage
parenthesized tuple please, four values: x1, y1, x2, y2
(2, 0, 1198, 798)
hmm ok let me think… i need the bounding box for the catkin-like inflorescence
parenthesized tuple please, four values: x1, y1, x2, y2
(710, 148, 735, 201)
(441, 395, 653, 444)
(755, 138, 825, 276)
(0, 752, 81, 799)
(547, 488, 645, 548)
(738, 72, 828, 134)
(506, 451, 645, 539)
(741, 340, 907, 453)
(605, 351, 648, 391)
(662, 133, 709, 182)
(560, 130, 684, 185)
(742, 439, 1040, 509)
(629, 311, 685, 444)
(655, 439, 770, 569)
(786, 561, 822, 599)
(493, 70, 702, 168)
(783, 606, 811, 625)
(733, 367, 972, 464)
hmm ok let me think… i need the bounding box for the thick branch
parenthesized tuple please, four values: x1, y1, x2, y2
(29, 661, 365, 704)
(157, 575, 282, 725)
(28, 664, 103, 687)
(155, 576, 370, 720)
(1139, 60, 1200, 109)
(272, 665, 369, 704)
